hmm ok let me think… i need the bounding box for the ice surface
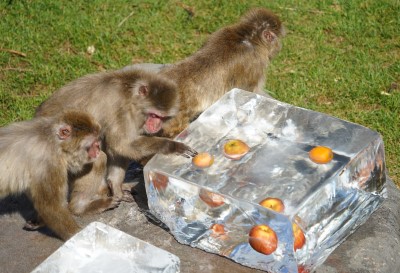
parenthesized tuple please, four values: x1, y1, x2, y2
(144, 89, 386, 272)
(31, 222, 180, 273)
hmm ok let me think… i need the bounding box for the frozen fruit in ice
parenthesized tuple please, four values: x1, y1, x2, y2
(223, 139, 250, 160)
(309, 146, 333, 164)
(150, 172, 168, 191)
(293, 222, 306, 251)
(210, 223, 227, 238)
(259, 197, 285, 213)
(192, 152, 214, 168)
(297, 265, 310, 273)
(199, 189, 225, 207)
(248, 224, 278, 255)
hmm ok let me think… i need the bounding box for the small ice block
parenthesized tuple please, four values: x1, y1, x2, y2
(144, 89, 386, 272)
(31, 222, 180, 273)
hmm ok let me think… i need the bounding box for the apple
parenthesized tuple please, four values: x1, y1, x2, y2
(309, 146, 333, 164)
(223, 139, 250, 160)
(192, 152, 214, 168)
(210, 223, 226, 238)
(199, 189, 225, 207)
(293, 222, 306, 251)
(248, 224, 278, 255)
(150, 172, 168, 191)
(297, 265, 310, 273)
(259, 197, 285, 213)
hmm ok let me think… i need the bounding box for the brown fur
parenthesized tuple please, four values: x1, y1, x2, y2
(159, 8, 285, 138)
(35, 69, 196, 212)
(0, 111, 101, 240)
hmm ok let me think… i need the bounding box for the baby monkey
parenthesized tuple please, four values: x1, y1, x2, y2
(158, 8, 285, 138)
(0, 111, 101, 240)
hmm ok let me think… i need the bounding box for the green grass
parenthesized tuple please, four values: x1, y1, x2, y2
(1, 0, 399, 185)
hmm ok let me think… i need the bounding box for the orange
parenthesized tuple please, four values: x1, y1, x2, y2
(309, 146, 333, 164)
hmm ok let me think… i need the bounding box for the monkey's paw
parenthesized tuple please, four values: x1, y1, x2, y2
(173, 142, 198, 158)
(23, 219, 45, 231)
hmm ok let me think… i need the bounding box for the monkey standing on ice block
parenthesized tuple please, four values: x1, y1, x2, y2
(35, 69, 197, 215)
(0, 111, 101, 240)
(157, 8, 285, 138)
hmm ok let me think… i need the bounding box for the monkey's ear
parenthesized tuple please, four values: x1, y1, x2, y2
(57, 125, 71, 140)
(263, 30, 276, 42)
(138, 85, 149, 97)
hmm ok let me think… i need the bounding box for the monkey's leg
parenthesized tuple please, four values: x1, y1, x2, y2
(107, 158, 134, 202)
(30, 174, 81, 241)
(69, 151, 120, 215)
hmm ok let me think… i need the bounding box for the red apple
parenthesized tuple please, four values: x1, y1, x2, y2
(223, 139, 250, 160)
(150, 172, 168, 191)
(259, 197, 285, 213)
(293, 222, 306, 251)
(248, 224, 278, 255)
(297, 265, 310, 273)
(199, 189, 225, 207)
(210, 223, 227, 239)
(192, 152, 214, 168)
(309, 146, 333, 164)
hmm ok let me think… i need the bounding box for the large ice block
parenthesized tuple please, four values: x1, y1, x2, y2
(144, 89, 386, 272)
(31, 222, 180, 273)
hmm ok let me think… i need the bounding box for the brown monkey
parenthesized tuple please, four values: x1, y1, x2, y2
(157, 8, 285, 138)
(35, 69, 197, 213)
(0, 111, 101, 240)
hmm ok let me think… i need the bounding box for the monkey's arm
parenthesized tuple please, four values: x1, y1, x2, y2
(108, 135, 197, 161)
(29, 169, 80, 240)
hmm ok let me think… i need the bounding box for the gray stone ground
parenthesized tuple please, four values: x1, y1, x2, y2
(0, 171, 399, 273)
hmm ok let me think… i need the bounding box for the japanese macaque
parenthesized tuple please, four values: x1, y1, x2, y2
(158, 8, 285, 138)
(35, 69, 197, 213)
(0, 111, 101, 240)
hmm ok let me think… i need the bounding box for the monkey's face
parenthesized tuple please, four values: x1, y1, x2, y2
(241, 8, 285, 58)
(57, 111, 102, 172)
(136, 76, 179, 135)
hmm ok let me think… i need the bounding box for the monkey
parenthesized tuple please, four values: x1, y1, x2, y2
(155, 8, 285, 138)
(35, 69, 197, 214)
(0, 111, 102, 240)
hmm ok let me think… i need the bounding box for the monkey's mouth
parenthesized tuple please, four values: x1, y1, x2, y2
(145, 112, 166, 134)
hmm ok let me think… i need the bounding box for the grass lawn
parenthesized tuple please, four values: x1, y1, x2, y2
(1, 0, 399, 185)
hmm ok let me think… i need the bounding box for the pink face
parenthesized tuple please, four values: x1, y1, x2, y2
(57, 124, 101, 162)
(144, 111, 167, 134)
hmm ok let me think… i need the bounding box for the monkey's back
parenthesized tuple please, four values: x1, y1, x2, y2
(0, 118, 61, 197)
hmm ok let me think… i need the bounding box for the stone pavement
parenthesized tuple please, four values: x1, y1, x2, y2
(0, 171, 399, 273)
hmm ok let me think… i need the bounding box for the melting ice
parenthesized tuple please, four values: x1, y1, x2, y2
(144, 89, 386, 272)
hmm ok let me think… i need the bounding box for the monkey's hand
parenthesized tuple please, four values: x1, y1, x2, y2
(167, 140, 198, 158)
(23, 218, 45, 231)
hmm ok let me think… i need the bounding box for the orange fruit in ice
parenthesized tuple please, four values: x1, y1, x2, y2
(309, 146, 333, 164)
(192, 152, 214, 168)
(150, 172, 168, 190)
(223, 139, 250, 160)
(293, 222, 306, 251)
(199, 189, 225, 207)
(259, 197, 285, 213)
(248, 224, 278, 255)
(211, 224, 226, 236)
